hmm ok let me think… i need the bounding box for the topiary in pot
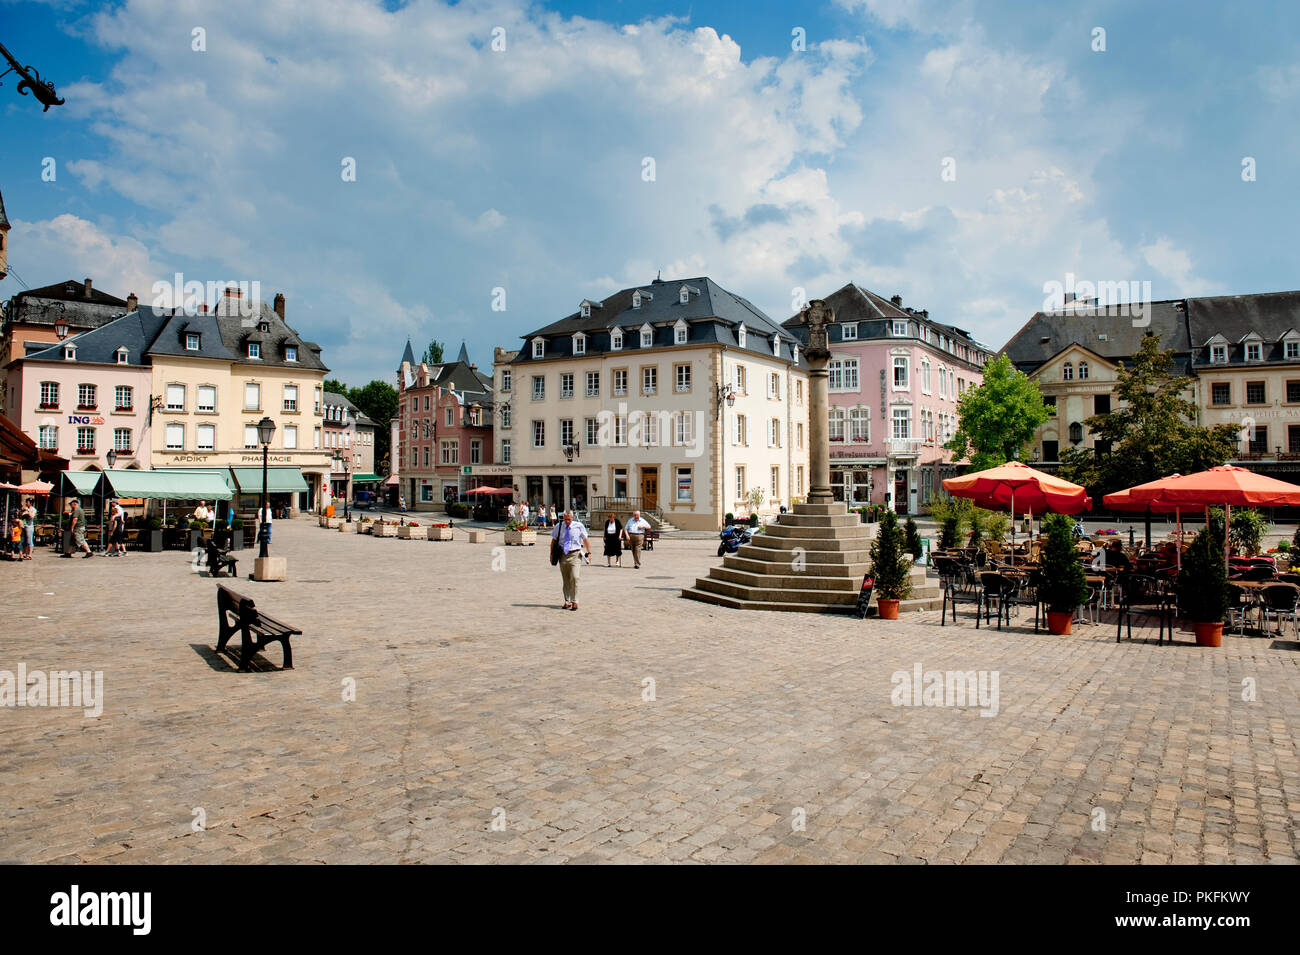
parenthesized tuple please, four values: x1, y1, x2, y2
(724, 512, 735, 526)
(1176, 527, 1231, 647)
(904, 517, 922, 562)
(1038, 514, 1090, 634)
(870, 509, 913, 619)
(939, 515, 959, 550)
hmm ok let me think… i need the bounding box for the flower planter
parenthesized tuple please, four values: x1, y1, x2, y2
(398, 524, 427, 540)
(374, 522, 398, 537)
(504, 528, 536, 546)
(1046, 611, 1074, 635)
(327, 517, 343, 529)
(877, 598, 900, 620)
(358, 522, 371, 534)
(428, 526, 453, 541)
(1193, 622, 1223, 647)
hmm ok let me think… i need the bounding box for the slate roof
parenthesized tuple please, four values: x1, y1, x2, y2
(19, 307, 173, 366)
(1185, 291, 1300, 366)
(456, 341, 470, 365)
(400, 340, 416, 368)
(515, 276, 801, 365)
(146, 310, 239, 361)
(781, 283, 992, 363)
(4, 278, 129, 332)
(0, 188, 9, 231)
(210, 296, 329, 372)
(10, 278, 127, 308)
(1000, 299, 1193, 375)
(323, 391, 359, 412)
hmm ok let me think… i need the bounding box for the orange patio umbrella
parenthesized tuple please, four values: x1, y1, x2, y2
(943, 461, 1091, 546)
(1103, 475, 1186, 567)
(1127, 465, 1300, 564)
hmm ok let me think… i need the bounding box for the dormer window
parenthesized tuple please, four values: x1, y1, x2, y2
(737, 323, 747, 348)
(771, 335, 781, 357)
(532, 338, 545, 359)
(185, 333, 200, 351)
(793, 344, 800, 364)
(573, 333, 586, 356)
(632, 292, 642, 309)
(1246, 342, 1262, 362)
(248, 342, 262, 359)
(640, 324, 653, 349)
(258, 321, 270, 333)
(116, 347, 129, 364)
(610, 329, 623, 351)
(1210, 344, 1227, 364)
(891, 320, 908, 337)
(679, 285, 689, 305)
(55, 323, 69, 339)
(286, 345, 298, 362)
(580, 303, 591, 318)
(64, 344, 76, 360)
(674, 320, 688, 345)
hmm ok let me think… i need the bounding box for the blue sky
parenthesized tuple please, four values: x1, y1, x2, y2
(2, 0, 1298, 387)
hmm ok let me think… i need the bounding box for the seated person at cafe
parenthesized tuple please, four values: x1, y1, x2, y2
(1091, 540, 1131, 571)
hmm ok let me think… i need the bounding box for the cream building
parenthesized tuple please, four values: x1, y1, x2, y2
(503, 277, 808, 530)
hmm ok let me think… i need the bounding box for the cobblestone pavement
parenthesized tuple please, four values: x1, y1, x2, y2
(1, 519, 1297, 865)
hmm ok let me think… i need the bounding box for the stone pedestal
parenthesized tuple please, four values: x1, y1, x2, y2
(253, 556, 287, 581)
(466, 530, 486, 543)
(339, 522, 353, 533)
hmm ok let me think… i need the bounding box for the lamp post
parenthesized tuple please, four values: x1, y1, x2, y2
(343, 456, 351, 523)
(257, 416, 276, 558)
(101, 448, 117, 547)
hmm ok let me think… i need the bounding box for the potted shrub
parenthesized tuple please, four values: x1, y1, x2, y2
(1176, 527, 1231, 647)
(724, 512, 735, 527)
(904, 517, 923, 563)
(187, 519, 204, 551)
(504, 518, 536, 546)
(1038, 514, 1090, 635)
(227, 517, 244, 551)
(746, 487, 765, 526)
(146, 516, 164, 552)
(869, 510, 912, 619)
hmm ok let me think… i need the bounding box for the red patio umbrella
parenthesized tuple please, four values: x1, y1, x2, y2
(1104, 476, 1186, 567)
(943, 461, 1091, 546)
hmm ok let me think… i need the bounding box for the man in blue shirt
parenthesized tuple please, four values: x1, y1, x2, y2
(624, 510, 651, 569)
(551, 510, 591, 610)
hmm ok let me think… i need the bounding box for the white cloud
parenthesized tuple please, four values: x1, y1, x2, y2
(1140, 237, 1220, 296)
(9, 214, 168, 299)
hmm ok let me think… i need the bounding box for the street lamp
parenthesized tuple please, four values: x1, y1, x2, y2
(343, 455, 351, 523)
(257, 416, 276, 558)
(562, 443, 580, 462)
(101, 448, 117, 547)
(715, 383, 736, 418)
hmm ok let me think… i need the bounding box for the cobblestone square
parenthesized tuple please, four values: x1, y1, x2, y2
(1, 519, 1297, 864)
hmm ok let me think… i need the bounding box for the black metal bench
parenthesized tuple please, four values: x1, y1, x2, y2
(216, 585, 301, 670)
(644, 529, 660, 551)
(204, 540, 238, 578)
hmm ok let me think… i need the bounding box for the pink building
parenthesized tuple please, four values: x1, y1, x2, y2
(783, 285, 991, 514)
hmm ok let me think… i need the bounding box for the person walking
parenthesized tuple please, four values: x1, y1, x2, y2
(551, 510, 590, 611)
(257, 502, 274, 545)
(548, 504, 557, 528)
(520, 500, 530, 526)
(624, 509, 651, 569)
(508, 501, 517, 524)
(70, 498, 92, 558)
(20, 498, 36, 560)
(602, 512, 624, 567)
(107, 498, 127, 556)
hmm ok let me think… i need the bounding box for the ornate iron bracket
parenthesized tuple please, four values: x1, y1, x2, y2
(0, 40, 65, 111)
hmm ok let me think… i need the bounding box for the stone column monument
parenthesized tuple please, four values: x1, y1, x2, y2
(803, 299, 834, 505)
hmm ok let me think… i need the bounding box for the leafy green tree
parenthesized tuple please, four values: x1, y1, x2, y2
(421, 340, 445, 365)
(348, 379, 399, 467)
(323, 378, 350, 395)
(1057, 334, 1238, 496)
(951, 354, 1050, 471)
(1038, 514, 1089, 613)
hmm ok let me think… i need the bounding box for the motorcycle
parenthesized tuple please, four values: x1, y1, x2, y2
(717, 524, 755, 557)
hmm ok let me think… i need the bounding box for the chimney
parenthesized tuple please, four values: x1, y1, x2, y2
(200, 303, 208, 314)
(470, 363, 478, 372)
(890, 294, 902, 307)
(920, 309, 928, 318)
(126, 292, 138, 311)
(84, 278, 93, 298)
(224, 284, 241, 298)
(274, 292, 285, 319)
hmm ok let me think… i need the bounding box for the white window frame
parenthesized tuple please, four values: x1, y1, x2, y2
(185, 333, 200, 351)
(244, 383, 260, 411)
(532, 420, 545, 448)
(165, 423, 184, 451)
(674, 320, 688, 345)
(165, 383, 186, 412)
(841, 323, 858, 341)
(573, 334, 586, 356)
(611, 329, 623, 351)
(283, 425, 298, 449)
(892, 356, 909, 390)
(640, 324, 654, 349)
(532, 338, 545, 359)
(196, 424, 215, 451)
(586, 371, 600, 397)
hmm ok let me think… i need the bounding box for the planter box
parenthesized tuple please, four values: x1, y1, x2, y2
(227, 529, 245, 552)
(358, 522, 371, 534)
(188, 529, 203, 551)
(327, 517, 343, 529)
(339, 522, 353, 533)
(398, 524, 427, 540)
(504, 528, 537, 546)
(428, 526, 452, 541)
(318, 515, 330, 527)
(374, 523, 399, 537)
(145, 529, 163, 552)
(466, 530, 486, 544)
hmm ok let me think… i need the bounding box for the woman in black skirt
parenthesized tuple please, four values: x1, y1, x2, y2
(603, 512, 624, 567)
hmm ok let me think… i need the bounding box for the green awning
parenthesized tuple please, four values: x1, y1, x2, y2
(230, 467, 309, 494)
(152, 467, 237, 492)
(102, 468, 232, 501)
(61, 470, 102, 496)
(349, 473, 383, 483)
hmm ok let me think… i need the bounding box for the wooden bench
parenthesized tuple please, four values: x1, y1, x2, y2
(216, 585, 301, 670)
(204, 540, 239, 578)
(643, 529, 661, 551)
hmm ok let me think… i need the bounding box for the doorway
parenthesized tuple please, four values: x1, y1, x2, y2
(640, 467, 658, 511)
(548, 476, 566, 512)
(894, 470, 908, 514)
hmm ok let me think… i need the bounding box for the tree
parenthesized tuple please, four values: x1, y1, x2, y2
(421, 340, 445, 365)
(1057, 334, 1238, 495)
(348, 379, 399, 467)
(951, 354, 1050, 471)
(323, 378, 349, 395)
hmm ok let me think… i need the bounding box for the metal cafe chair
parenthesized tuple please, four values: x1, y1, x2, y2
(1257, 584, 1300, 639)
(1226, 583, 1255, 635)
(1115, 573, 1171, 645)
(976, 572, 1017, 631)
(936, 556, 982, 626)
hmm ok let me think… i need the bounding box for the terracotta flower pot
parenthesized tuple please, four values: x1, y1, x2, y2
(1046, 611, 1073, 635)
(1193, 622, 1223, 647)
(877, 598, 900, 620)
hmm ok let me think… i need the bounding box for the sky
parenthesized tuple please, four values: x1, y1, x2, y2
(2, 0, 1298, 388)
